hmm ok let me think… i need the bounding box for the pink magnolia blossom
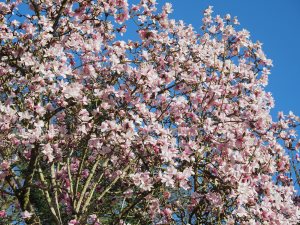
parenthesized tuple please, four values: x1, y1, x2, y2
(21, 211, 33, 219)
(0, 210, 6, 218)
(42, 143, 54, 162)
(0, 1, 299, 224)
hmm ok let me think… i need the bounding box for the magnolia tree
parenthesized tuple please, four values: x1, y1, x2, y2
(0, 0, 300, 224)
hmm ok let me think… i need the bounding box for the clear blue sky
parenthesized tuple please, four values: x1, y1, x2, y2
(163, 0, 300, 119)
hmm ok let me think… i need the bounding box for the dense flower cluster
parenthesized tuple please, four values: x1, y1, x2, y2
(0, 0, 300, 224)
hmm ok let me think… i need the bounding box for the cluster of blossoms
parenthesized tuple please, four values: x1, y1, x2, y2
(0, 0, 300, 224)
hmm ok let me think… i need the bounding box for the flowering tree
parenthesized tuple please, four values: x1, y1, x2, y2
(0, 0, 300, 224)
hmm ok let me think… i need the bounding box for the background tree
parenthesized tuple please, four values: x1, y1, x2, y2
(0, 0, 300, 224)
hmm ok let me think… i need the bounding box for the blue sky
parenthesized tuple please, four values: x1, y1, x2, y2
(162, 0, 300, 119)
